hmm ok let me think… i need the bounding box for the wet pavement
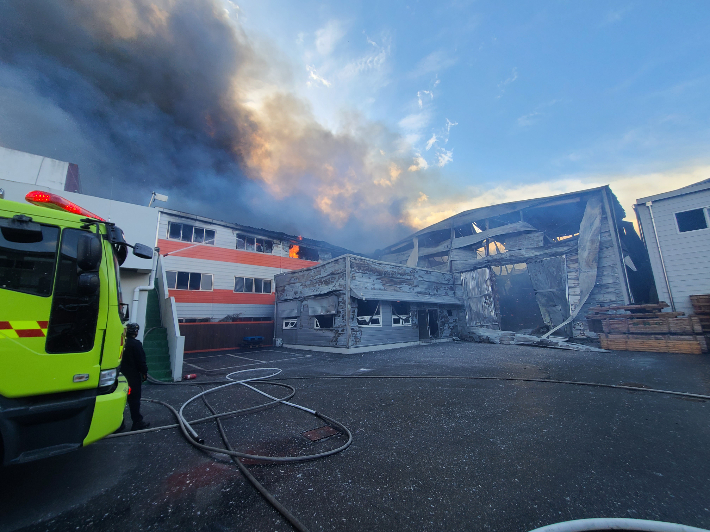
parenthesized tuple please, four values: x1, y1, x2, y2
(2, 342, 710, 532)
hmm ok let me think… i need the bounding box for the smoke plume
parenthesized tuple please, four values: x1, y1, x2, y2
(0, 0, 436, 251)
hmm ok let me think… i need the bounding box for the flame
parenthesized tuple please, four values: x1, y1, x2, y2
(289, 245, 299, 258)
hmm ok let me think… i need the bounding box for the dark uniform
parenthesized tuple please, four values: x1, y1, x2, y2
(121, 336, 149, 426)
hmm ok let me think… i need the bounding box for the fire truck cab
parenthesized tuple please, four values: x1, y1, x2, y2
(0, 191, 153, 465)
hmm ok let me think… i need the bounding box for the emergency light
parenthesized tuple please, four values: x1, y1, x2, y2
(25, 190, 106, 221)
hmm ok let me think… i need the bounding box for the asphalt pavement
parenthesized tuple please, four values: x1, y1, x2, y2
(2, 341, 709, 532)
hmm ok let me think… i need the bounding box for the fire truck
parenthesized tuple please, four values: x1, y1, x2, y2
(0, 190, 153, 465)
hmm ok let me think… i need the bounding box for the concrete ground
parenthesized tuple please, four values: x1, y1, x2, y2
(2, 342, 710, 532)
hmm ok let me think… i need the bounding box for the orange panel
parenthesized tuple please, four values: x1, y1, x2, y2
(169, 289, 276, 304)
(158, 239, 318, 270)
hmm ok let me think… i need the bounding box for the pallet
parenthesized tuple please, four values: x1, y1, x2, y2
(601, 316, 703, 334)
(599, 333, 706, 354)
(589, 303, 669, 313)
(690, 295, 710, 315)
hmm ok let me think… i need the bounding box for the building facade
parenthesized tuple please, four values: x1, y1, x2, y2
(274, 255, 464, 352)
(635, 179, 710, 316)
(156, 208, 353, 351)
(376, 186, 651, 338)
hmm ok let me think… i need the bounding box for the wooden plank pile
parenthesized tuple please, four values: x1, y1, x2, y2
(691, 294, 710, 340)
(587, 302, 708, 355)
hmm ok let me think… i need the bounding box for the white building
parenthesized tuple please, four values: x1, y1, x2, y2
(0, 145, 160, 338)
(635, 179, 710, 315)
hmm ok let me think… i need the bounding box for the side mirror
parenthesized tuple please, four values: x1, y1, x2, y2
(78, 272, 100, 296)
(77, 234, 102, 271)
(133, 243, 153, 260)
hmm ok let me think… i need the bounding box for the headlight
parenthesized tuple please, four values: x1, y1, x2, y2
(99, 368, 117, 387)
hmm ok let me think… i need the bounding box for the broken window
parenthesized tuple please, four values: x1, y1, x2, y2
(263, 279, 272, 293)
(254, 278, 263, 293)
(356, 300, 381, 327)
(283, 319, 297, 329)
(296, 245, 319, 261)
(392, 302, 412, 326)
(167, 271, 212, 291)
(236, 234, 245, 250)
(167, 222, 215, 245)
(314, 315, 334, 328)
(236, 234, 272, 253)
(676, 208, 708, 232)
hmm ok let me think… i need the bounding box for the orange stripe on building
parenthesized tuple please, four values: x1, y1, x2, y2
(169, 289, 276, 304)
(158, 239, 318, 270)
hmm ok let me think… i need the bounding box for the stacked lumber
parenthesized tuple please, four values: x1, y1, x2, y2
(587, 302, 708, 355)
(691, 294, 710, 342)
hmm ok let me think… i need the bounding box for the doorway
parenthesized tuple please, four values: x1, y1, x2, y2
(418, 310, 429, 339)
(427, 309, 439, 338)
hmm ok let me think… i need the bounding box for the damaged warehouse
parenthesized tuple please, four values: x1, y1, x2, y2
(274, 255, 464, 351)
(377, 186, 654, 339)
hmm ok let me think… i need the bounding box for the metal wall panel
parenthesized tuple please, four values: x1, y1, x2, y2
(645, 191, 710, 315)
(175, 302, 274, 319)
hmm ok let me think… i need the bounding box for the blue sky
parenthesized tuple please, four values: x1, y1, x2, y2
(231, 0, 710, 226)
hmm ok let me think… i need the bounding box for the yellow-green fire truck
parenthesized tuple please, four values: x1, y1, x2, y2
(0, 190, 153, 465)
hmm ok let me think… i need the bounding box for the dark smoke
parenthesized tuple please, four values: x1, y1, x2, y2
(0, 0, 430, 251)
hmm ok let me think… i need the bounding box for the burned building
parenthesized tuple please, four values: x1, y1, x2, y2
(377, 186, 652, 339)
(274, 255, 464, 351)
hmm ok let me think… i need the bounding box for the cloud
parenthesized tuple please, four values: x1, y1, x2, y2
(404, 164, 710, 230)
(445, 118, 458, 134)
(436, 148, 454, 167)
(517, 99, 559, 127)
(496, 67, 518, 98)
(409, 50, 458, 78)
(315, 20, 345, 55)
(338, 33, 390, 80)
(0, 0, 444, 251)
(398, 111, 431, 133)
(417, 90, 433, 109)
(408, 154, 429, 172)
(425, 133, 437, 151)
(306, 65, 331, 87)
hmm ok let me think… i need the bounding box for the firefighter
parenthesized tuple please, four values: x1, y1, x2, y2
(121, 323, 150, 431)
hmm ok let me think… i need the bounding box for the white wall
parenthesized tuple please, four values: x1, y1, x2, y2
(0, 177, 159, 334)
(0, 145, 68, 190)
(0, 178, 158, 271)
(636, 190, 710, 315)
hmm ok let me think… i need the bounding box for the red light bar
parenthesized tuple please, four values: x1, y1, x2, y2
(25, 190, 105, 221)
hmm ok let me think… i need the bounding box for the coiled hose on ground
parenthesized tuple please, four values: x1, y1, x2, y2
(108, 370, 710, 532)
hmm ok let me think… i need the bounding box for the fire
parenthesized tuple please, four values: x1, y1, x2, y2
(289, 245, 299, 258)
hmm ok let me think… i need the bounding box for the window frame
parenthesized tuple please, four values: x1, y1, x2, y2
(167, 221, 215, 245)
(166, 270, 213, 291)
(674, 207, 710, 234)
(235, 233, 273, 254)
(357, 301, 382, 327)
(234, 276, 273, 294)
(314, 315, 335, 329)
(283, 319, 298, 329)
(391, 302, 412, 326)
